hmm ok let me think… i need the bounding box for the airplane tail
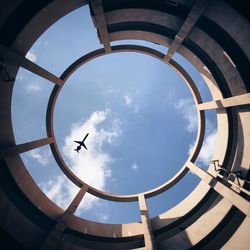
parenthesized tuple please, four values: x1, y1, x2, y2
(74, 149, 79, 153)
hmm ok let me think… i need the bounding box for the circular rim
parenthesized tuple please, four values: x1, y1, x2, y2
(46, 44, 205, 202)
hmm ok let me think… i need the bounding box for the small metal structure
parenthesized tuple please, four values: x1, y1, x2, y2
(212, 160, 250, 189)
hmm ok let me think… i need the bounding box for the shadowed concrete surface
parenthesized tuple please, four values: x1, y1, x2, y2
(0, 0, 250, 249)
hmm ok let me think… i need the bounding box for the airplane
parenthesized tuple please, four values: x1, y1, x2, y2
(74, 133, 89, 153)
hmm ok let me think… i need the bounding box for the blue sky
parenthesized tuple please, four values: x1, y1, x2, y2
(12, 6, 217, 223)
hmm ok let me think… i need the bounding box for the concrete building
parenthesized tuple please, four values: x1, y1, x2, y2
(0, 0, 249, 249)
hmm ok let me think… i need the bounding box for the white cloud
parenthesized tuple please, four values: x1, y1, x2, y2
(25, 83, 41, 93)
(124, 94, 133, 106)
(34, 39, 48, 47)
(28, 148, 51, 166)
(40, 109, 122, 213)
(130, 162, 139, 171)
(174, 98, 197, 133)
(189, 131, 217, 166)
(197, 131, 217, 165)
(39, 175, 80, 209)
(26, 51, 37, 62)
(99, 214, 109, 223)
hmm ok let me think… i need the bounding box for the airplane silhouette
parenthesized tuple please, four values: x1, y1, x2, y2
(74, 133, 89, 153)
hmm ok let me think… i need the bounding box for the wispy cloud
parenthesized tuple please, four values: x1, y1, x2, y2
(39, 175, 84, 213)
(130, 162, 139, 171)
(35, 39, 48, 47)
(25, 83, 42, 93)
(174, 98, 197, 133)
(99, 214, 109, 223)
(26, 51, 37, 62)
(17, 74, 25, 80)
(94, 205, 109, 223)
(27, 148, 51, 166)
(124, 94, 133, 106)
(164, 90, 175, 107)
(33, 38, 49, 48)
(123, 93, 140, 113)
(40, 109, 122, 214)
(134, 105, 139, 114)
(189, 130, 217, 166)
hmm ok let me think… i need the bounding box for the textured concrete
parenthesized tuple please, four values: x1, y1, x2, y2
(0, 0, 249, 249)
(139, 195, 156, 250)
(90, 0, 111, 52)
(187, 162, 250, 216)
(164, 0, 210, 62)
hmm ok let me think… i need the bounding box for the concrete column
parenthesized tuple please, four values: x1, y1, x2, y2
(187, 162, 250, 217)
(164, 0, 210, 62)
(0, 44, 63, 85)
(40, 222, 66, 250)
(90, 0, 111, 52)
(0, 137, 54, 159)
(138, 194, 156, 250)
(198, 93, 250, 110)
(40, 185, 88, 250)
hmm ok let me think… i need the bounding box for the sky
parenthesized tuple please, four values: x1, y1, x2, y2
(12, 6, 217, 224)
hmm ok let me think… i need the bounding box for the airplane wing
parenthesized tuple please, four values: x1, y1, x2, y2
(82, 143, 88, 150)
(74, 141, 82, 144)
(83, 133, 89, 142)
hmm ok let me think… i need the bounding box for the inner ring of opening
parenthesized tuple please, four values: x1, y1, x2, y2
(46, 45, 205, 201)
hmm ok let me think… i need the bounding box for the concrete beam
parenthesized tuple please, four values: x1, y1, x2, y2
(198, 93, 250, 110)
(138, 194, 156, 250)
(0, 44, 63, 85)
(164, 0, 210, 62)
(187, 162, 250, 217)
(0, 137, 54, 159)
(40, 186, 88, 250)
(89, 0, 111, 52)
(63, 185, 88, 216)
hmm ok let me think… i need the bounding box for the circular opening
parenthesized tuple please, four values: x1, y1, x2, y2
(54, 52, 198, 195)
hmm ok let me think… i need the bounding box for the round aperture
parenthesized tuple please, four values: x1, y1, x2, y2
(50, 48, 201, 196)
